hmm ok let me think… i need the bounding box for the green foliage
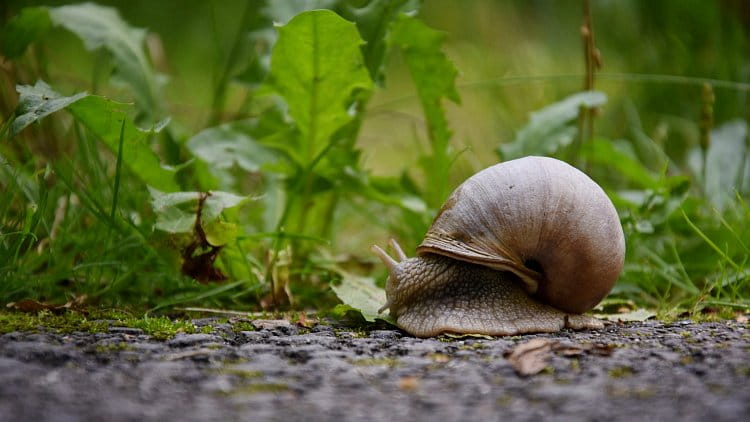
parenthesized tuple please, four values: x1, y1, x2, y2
(330, 271, 391, 323)
(0, 1, 748, 319)
(269, 10, 372, 165)
(11, 81, 88, 135)
(498, 91, 607, 160)
(48, 3, 164, 120)
(0, 7, 52, 59)
(389, 13, 460, 207)
(12, 81, 177, 191)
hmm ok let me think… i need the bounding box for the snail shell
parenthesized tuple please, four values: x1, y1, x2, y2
(373, 156, 625, 337)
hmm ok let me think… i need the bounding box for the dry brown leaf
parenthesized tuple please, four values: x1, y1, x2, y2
(398, 376, 420, 391)
(505, 338, 558, 376)
(554, 343, 586, 357)
(505, 339, 616, 376)
(6, 295, 87, 313)
(6, 299, 57, 312)
(296, 312, 317, 328)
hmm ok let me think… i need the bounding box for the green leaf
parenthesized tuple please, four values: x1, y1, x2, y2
(498, 91, 607, 160)
(269, 9, 372, 165)
(149, 189, 254, 234)
(67, 96, 177, 192)
(186, 119, 280, 185)
(11, 81, 87, 135)
(203, 191, 253, 220)
(11, 81, 177, 191)
(263, 0, 337, 25)
(1, 7, 52, 59)
(581, 138, 660, 189)
(389, 14, 459, 147)
(389, 14, 459, 206)
(336, 0, 419, 84)
(48, 4, 163, 118)
(204, 220, 239, 247)
(704, 120, 748, 211)
(330, 271, 392, 323)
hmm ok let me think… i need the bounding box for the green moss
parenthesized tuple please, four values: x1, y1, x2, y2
(229, 383, 290, 394)
(351, 357, 400, 367)
(0, 310, 109, 334)
(231, 320, 256, 332)
(124, 316, 198, 340)
(220, 368, 264, 379)
(458, 342, 487, 351)
(0, 309, 202, 340)
(608, 366, 634, 378)
(94, 342, 132, 353)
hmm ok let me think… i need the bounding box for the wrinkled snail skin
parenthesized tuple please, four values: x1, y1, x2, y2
(373, 156, 625, 338)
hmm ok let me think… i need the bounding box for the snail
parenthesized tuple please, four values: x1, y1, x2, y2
(372, 156, 625, 337)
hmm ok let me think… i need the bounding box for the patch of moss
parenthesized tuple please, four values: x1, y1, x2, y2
(608, 366, 634, 378)
(608, 385, 655, 399)
(0, 309, 204, 340)
(231, 320, 256, 332)
(229, 383, 290, 394)
(124, 316, 198, 340)
(351, 357, 400, 367)
(458, 342, 487, 351)
(94, 342, 132, 353)
(220, 368, 264, 379)
(0, 310, 109, 334)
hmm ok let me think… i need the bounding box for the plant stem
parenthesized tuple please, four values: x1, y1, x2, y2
(574, 0, 601, 167)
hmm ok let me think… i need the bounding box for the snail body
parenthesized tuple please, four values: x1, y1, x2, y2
(373, 156, 625, 337)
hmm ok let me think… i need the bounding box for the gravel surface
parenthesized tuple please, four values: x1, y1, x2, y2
(0, 319, 748, 422)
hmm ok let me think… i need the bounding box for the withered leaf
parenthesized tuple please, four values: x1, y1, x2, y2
(505, 338, 559, 376)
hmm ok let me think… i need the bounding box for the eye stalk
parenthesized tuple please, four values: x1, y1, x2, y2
(371, 239, 408, 314)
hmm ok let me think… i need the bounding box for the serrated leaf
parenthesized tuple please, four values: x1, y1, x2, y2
(1, 7, 52, 59)
(499, 91, 607, 160)
(186, 119, 280, 186)
(12, 82, 177, 191)
(389, 14, 459, 148)
(330, 272, 391, 323)
(148, 189, 254, 235)
(389, 14, 459, 206)
(48, 3, 162, 118)
(203, 191, 253, 221)
(269, 9, 372, 165)
(11, 81, 88, 135)
(337, 0, 419, 84)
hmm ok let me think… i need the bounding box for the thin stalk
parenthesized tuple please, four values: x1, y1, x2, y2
(208, 1, 255, 125)
(699, 82, 714, 185)
(110, 119, 126, 224)
(681, 209, 742, 272)
(573, 0, 602, 167)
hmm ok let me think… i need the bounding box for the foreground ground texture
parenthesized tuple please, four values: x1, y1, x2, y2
(0, 318, 748, 422)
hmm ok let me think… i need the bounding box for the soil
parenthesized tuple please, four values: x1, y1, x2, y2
(0, 319, 748, 422)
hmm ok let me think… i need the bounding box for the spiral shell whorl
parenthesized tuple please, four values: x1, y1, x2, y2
(417, 156, 625, 313)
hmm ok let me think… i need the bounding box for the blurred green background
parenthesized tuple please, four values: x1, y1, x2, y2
(1, 0, 748, 315)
